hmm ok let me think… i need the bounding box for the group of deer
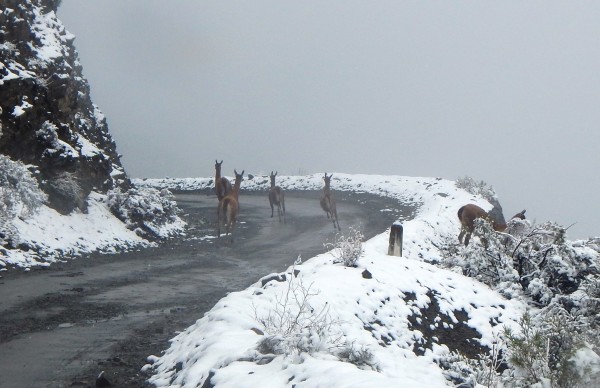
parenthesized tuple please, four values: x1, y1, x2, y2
(214, 161, 288, 243)
(268, 171, 341, 231)
(214, 161, 341, 243)
(216, 158, 520, 246)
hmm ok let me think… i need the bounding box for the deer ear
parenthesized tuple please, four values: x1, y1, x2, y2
(241, 170, 245, 176)
(275, 171, 278, 176)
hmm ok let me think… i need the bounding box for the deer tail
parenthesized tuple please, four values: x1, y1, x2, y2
(457, 205, 466, 220)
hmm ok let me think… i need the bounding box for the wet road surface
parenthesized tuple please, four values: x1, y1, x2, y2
(0, 189, 414, 387)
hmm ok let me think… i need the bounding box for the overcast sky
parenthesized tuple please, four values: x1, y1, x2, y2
(57, 1, 599, 239)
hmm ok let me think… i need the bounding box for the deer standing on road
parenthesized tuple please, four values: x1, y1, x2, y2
(268, 171, 286, 223)
(217, 169, 244, 243)
(214, 160, 232, 201)
(320, 173, 341, 231)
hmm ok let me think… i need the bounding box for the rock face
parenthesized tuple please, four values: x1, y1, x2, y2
(0, 0, 129, 214)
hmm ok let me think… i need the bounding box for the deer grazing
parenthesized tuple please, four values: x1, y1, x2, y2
(214, 160, 232, 201)
(217, 169, 244, 243)
(320, 173, 341, 231)
(458, 204, 526, 246)
(268, 171, 286, 223)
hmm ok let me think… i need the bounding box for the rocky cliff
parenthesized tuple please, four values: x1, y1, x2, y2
(0, 0, 128, 214)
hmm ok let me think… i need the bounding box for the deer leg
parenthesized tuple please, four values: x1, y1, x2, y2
(282, 197, 286, 224)
(229, 219, 236, 243)
(464, 232, 471, 246)
(216, 204, 221, 238)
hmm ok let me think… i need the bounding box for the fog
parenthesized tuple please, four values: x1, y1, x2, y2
(58, 1, 600, 239)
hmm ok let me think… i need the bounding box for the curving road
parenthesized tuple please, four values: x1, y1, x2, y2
(0, 189, 414, 387)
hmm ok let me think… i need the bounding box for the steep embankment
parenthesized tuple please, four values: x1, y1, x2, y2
(1, 0, 127, 212)
(0, 1, 183, 269)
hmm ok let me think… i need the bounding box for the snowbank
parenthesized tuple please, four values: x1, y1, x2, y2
(145, 174, 528, 387)
(1, 192, 151, 269)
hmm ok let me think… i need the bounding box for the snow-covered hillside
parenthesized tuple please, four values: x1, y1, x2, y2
(143, 174, 600, 387)
(1, 1, 186, 269)
(0, 186, 185, 269)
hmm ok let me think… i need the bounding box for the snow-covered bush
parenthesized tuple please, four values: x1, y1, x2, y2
(0, 155, 47, 248)
(440, 210, 600, 387)
(443, 217, 599, 305)
(502, 310, 552, 386)
(36, 121, 78, 162)
(324, 227, 365, 267)
(43, 170, 86, 212)
(436, 345, 504, 388)
(502, 308, 600, 388)
(254, 267, 342, 356)
(106, 186, 182, 240)
(0, 154, 47, 219)
(336, 342, 378, 370)
(455, 176, 497, 203)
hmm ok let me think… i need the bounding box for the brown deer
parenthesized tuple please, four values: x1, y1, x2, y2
(320, 173, 341, 231)
(214, 160, 232, 201)
(217, 169, 244, 243)
(268, 171, 286, 223)
(458, 204, 526, 246)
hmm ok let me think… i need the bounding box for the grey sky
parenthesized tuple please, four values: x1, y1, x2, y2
(57, 1, 599, 239)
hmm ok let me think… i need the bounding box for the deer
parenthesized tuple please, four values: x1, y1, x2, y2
(458, 203, 526, 246)
(217, 169, 244, 243)
(268, 171, 286, 223)
(320, 173, 341, 231)
(214, 160, 232, 201)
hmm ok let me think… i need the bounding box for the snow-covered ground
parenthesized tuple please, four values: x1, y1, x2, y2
(0, 190, 185, 270)
(4, 173, 598, 386)
(141, 174, 555, 387)
(148, 249, 527, 387)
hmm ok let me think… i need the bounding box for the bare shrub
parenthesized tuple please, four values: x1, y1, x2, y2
(325, 227, 364, 267)
(455, 176, 497, 203)
(336, 342, 378, 370)
(254, 265, 342, 356)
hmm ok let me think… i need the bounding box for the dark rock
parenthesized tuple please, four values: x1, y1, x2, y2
(0, 0, 130, 215)
(95, 371, 111, 387)
(200, 370, 215, 388)
(362, 269, 372, 279)
(174, 361, 183, 372)
(260, 273, 287, 287)
(406, 290, 488, 359)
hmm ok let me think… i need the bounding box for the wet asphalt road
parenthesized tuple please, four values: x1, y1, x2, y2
(0, 189, 414, 387)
